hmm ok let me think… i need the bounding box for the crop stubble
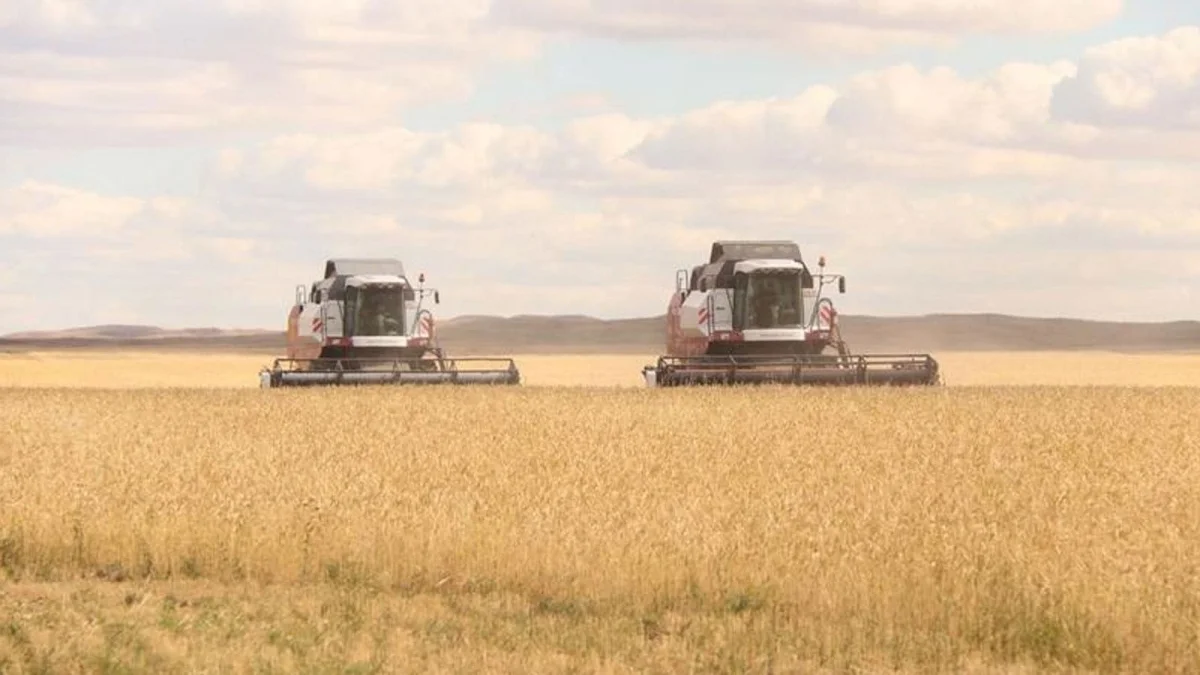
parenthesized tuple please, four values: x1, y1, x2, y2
(0, 384, 1198, 672)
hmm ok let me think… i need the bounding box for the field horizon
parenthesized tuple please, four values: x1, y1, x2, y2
(4, 312, 1200, 357)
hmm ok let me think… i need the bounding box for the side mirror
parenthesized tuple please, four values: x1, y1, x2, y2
(838, 277, 846, 294)
(434, 291, 440, 304)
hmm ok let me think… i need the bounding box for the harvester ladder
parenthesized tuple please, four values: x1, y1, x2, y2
(817, 299, 851, 367)
(833, 324, 851, 365)
(412, 308, 447, 371)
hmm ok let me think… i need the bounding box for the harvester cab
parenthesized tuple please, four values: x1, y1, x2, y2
(643, 240, 940, 387)
(260, 258, 521, 387)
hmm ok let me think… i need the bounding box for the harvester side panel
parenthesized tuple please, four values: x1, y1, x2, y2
(287, 304, 321, 360)
(298, 302, 323, 340)
(667, 292, 708, 357)
(322, 299, 345, 338)
(678, 290, 711, 340)
(803, 288, 818, 325)
(405, 298, 418, 334)
(679, 289, 736, 335)
(709, 289, 734, 333)
(291, 302, 328, 356)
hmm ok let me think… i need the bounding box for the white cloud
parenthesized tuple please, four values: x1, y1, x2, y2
(200, 237, 259, 263)
(629, 45, 1200, 180)
(0, 0, 1137, 149)
(4, 19, 1200, 327)
(1050, 25, 1200, 129)
(219, 123, 561, 197)
(0, 182, 143, 236)
(0, 292, 33, 313)
(0, 0, 541, 144)
(488, 0, 1123, 50)
(0, 182, 252, 265)
(0, 0, 99, 33)
(180, 24, 1200, 325)
(825, 62, 1078, 141)
(0, 179, 319, 330)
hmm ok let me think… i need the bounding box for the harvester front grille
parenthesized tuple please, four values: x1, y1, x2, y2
(261, 356, 521, 388)
(645, 353, 940, 387)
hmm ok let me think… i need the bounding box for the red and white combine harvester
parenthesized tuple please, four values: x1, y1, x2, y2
(260, 258, 520, 387)
(642, 240, 940, 387)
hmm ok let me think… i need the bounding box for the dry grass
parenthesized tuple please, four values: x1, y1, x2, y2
(1, 384, 1199, 673)
(2, 349, 1200, 387)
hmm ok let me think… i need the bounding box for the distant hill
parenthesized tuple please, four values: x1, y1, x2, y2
(1, 324, 278, 341)
(2, 314, 1199, 355)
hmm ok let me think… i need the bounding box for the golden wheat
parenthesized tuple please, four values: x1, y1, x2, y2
(1, 384, 1198, 673)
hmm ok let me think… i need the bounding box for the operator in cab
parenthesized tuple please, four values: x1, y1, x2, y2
(372, 302, 401, 336)
(752, 277, 780, 328)
(360, 295, 402, 336)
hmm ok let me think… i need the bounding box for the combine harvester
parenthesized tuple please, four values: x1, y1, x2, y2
(260, 258, 521, 388)
(642, 240, 940, 387)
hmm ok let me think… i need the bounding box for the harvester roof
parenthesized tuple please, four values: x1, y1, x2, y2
(324, 258, 406, 279)
(318, 260, 410, 301)
(345, 274, 408, 287)
(693, 244, 812, 290)
(735, 259, 806, 274)
(709, 240, 802, 264)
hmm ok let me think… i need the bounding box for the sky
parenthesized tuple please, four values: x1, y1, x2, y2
(1, 0, 1198, 331)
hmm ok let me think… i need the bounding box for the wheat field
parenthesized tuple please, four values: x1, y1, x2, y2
(1, 351, 1199, 673)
